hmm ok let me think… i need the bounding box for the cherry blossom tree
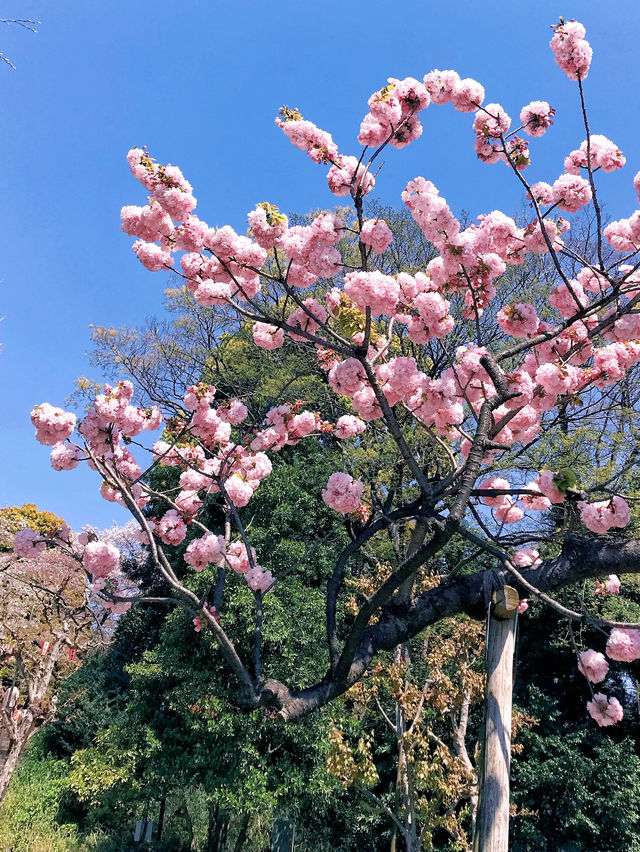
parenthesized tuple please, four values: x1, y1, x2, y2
(22, 19, 640, 746)
(0, 532, 110, 805)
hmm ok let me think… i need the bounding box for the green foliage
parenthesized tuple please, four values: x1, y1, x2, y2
(0, 747, 80, 852)
(510, 584, 640, 851)
(512, 715, 640, 851)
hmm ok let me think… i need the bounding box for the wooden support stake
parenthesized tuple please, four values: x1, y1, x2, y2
(473, 585, 519, 852)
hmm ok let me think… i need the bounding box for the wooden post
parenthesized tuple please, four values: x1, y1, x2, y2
(473, 585, 519, 852)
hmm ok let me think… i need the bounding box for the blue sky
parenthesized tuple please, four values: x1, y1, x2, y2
(2, 0, 640, 531)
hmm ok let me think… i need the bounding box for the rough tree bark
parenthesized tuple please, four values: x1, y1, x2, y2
(0, 636, 63, 808)
(257, 537, 640, 721)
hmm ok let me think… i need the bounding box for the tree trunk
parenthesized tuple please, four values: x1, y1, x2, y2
(205, 803, 228, 852)
(157, 797, 166, 842)
(473, 592, 518, 852)
(451, 697, 478, 836)
(405, 832, 422, 852)
(0, 741, 23, 807)
(396, 700, 421, 852)
(232, 813, 250, 852)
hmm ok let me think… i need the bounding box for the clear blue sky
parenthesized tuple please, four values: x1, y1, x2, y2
(1, 0, 639, 531)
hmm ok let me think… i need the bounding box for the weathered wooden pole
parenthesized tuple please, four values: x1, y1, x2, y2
(473, 585, 519, 852)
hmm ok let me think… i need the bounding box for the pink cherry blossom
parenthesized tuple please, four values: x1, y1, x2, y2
(520, 101, 555, 137)
(578, 650, 609, 684)
(587, 693, 623, 727)
(132, 240, 174, 272)
(322, 472, 364, 515)
(451, 77, 485, 112)
(580, 496, 630, 534)
(595, 575, 621, 595)
(287, 298, 328, 341)
(344, 270, 400, 317)
(184, 533, 226, 572)
(479, 477, 511, 508)
(217, 399, 249, 426)
(82, 541, 120, 579)
(334, 415, 366, 439)
(565, 135, 626, 175)
(247, 203, 288, 249)
(14, 528, 47, 558)
(606, 628, 640, 662)
(551, 174, 592, 213)
(360, 219, 393, 254)
(275, 111, 338, 164)
(598, 574, 621, 595)
(520, 483, 552, 512)
(156, 510, 187, 546)
(31, 403, 76, 446)
(549, 280, 589, 318)
(473, 103, 511, 138)
(224, 475, 255, 508)
(535, 471, 565, 504)
(497, 303, 538, 338)
(327, 155, 375, 197)
(253, 322, 285, 350)
(550, 20, 592, 81)
(495, 500, 524, 524)
(50, 442, 83, 471)
(225, 540, 256, 574)
(245, 566, 275, 593)
(528, 181, 554, 205)
(512, 548, 542, 568)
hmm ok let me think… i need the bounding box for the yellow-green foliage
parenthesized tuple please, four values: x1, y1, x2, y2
(0, 504, 66, 551)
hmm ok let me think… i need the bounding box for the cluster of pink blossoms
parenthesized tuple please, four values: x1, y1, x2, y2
(565, 134, 626, 177)
(31, 404, 76, 446)
(474, 469, 633, 536)
(12, 525, 132, 615)
(122, 147, 199, 272)
(30, 382, 163, 508)
(578, 649, 609, 684)
(360, 218, 394, 254)
(595, 574, 621, 596)
(606, 628, 640, 662)
(549, 20, 593, 81)
(13, 528, 47, 558)
(184, 532, 273, 593)
(424, 69, 484, 113)
(479, 476, 523, 524)
(579, 496, 631, 534)
(155, 510, 188, 546)
(519, 101, 555, 137)
(529, 174, 592, 213)
(276, 107, 374, 198)
(358, 77, 431, 149)
(322, 472, 365, 515)
(497, 302, 539, 338)
(586, 693, 624, 727)
(194, 604, 218, 633)
(578, 626, 640, 726)
(82, 540, 120, 579)
(512, 547, 542, 569)
(604, 209, 640, 253)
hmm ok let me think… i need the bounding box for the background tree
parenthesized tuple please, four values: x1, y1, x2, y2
(0, 525, 106, 805)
